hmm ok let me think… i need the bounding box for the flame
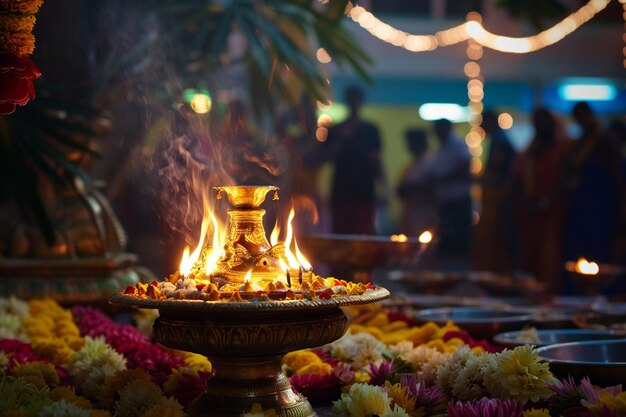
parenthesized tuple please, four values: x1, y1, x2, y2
(419, 230, 433, 244)
(283, 207, 311, 269)
(270, 219, 280, 246)
(575, 257, 599, 275)
(205, 210, 226, 274)
(179, 216, 210, 276)
(294, 236, 312, 270)
(390, 234, 408, 242)
(244, 270, 252, 283)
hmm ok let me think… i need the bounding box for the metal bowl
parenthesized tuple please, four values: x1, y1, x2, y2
(414, 307, 532, 340)
(537, 339, 626, 386)
(494, 329, 626, 349)
(299, 233, 424, 271)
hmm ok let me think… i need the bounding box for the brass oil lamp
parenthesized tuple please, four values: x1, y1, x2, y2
(111, 185, 389, 417)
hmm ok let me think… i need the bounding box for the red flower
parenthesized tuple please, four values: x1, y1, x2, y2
(0, 53, 41, 115)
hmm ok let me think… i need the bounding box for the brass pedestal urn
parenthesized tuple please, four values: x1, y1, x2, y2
(111, 185, 390, 416)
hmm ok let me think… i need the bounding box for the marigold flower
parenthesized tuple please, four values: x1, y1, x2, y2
(0, 32, 35, 57)
(0, 0, 44, 14)
(112, 379, 166, 417)
(98, 369, 153, 408)
(297, 361, 333, 376)
(40, 400, 90, 417)
(0, 15, 36, 33)
(139, 397, 184, 417)
(283, 350, 321, 373)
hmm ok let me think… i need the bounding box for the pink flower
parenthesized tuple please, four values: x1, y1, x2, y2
(399, 374, 447, 415)
(447, 397, 524, 417)
(72, 306, 185, 385)
(0, 339, 47, 368)
(290, 371, 342, 404)
(0, 53, 41, 115)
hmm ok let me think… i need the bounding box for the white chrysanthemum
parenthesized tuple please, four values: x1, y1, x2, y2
(0, 313, 28, 341)
(68, 336, 126, 399)
(345, 383, 392, 417)
(451, 353, 498, 400)
(40, 399, 91, 417)
(332, 393, 352, 417)
(0, 296, 29, 316)
(329, 331, 388, 370)
(402, 345, 450, 384)
(435, 345, 473, 395)
(388, 341, 414, 358)
(114, 379, 164, 417)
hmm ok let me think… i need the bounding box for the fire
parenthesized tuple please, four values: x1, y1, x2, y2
(419, 230, 433, 244)
(270, 219, 280, 246)
(205, 210, 225, 275)
(179, 216, 210, 276)
(575, 257, 599, 275)
(283, 208, 312, 270)
(244, 270, 252, 283)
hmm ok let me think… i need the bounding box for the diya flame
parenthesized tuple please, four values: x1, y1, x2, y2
(179, 206, 312, 287)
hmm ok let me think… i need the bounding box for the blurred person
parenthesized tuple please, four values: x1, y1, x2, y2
(396, 128, 437, 235)
(308, 86, 385, 235)
(562, 102, 623, 295)
(511, 108, 571, 295)
(420, 119, 472, 263)
(473, 110, 517, 275)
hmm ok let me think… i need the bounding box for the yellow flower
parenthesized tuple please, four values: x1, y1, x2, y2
(346, 383, 392, 417)
(384, 381, 417, 417)
(282, 350, 321, 372)
(523, 409, 551, 417)
(11, 361, 59, 389)
(586, 391, 626, 415)
(0, 0, 44, 14)
(354, 371, 372, 384)
(181, 352, 212, 372)
(485, 345, 556, 403)
(113, 379, 165, 417)
(31, 337, 74, 364)
(296, 362, 332, 376)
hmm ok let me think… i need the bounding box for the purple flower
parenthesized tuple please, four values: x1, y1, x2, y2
(367, 360, 393, 386)
(447, 397, 524, 417)
(399, 374, 446, 416)
(290, 371, 342, 403)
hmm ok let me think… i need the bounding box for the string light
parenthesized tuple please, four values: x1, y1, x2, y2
(344, 0, 610, 54)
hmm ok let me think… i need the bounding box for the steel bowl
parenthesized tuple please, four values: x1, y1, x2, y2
(537, 339, 626, 386)
(414, 307, 532, 340)
(494, 329, 626, 349)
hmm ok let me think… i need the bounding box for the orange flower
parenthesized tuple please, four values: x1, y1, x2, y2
(0, 32, 35, 56)
(0, 0, 44, 14)
(0, 15, 36, 33)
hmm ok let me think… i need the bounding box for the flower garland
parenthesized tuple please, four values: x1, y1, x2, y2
(0, 0, 43, 114)
(1, 297, 624, 417)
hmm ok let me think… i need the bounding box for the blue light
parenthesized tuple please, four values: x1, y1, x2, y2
(559, 84, 617, 101)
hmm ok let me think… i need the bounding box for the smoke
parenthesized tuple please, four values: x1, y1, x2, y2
(156, 103, 289, 245)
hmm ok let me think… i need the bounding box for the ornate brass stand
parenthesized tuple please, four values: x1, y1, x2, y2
(112, 289, 389, 417)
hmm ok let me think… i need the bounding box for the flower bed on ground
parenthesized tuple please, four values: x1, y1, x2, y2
(1, 298, 624, 417)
